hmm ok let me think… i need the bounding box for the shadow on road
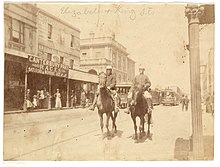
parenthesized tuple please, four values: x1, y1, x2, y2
(103, 130, 124, 140)
(127, 132, 153, 143)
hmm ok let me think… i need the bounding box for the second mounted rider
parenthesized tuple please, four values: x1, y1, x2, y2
(125, 65, 153, 115)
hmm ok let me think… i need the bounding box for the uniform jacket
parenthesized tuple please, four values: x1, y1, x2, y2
(131, 74, 151, 91)
(106, 73, 116, 90)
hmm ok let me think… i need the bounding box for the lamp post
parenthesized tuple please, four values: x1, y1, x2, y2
(185, 4, 204, 159)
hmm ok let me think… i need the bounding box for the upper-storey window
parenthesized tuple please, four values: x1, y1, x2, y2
(48, 24, 52, 39)
(11, 19, 24, 44)
(70, 34, 74, 47)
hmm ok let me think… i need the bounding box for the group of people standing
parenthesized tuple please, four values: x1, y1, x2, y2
(25, 88, 50, 110)
(25, 88, 84, 111)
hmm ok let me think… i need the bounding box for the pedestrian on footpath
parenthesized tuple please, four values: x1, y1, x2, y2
(70, 90, 76, 108)
(185, 95, 189, 111)
(54, 89, 62, 109)
(181, 95, 185, 111)
(25, 89, 33, 111)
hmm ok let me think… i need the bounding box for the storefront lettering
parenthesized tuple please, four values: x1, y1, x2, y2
(27, 55, 69, 78)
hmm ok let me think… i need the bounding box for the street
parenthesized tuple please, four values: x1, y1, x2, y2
(3, 105, 213, 161)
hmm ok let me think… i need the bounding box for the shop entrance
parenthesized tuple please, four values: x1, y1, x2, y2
(51, 77, 67, 108)
(4, 56, 26, 111)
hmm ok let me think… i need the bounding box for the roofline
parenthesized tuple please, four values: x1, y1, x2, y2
(38, 8, 80, 33)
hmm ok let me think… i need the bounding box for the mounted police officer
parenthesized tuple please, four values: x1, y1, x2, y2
(125, 65, 152, 114)
(89, 65, 120, 112)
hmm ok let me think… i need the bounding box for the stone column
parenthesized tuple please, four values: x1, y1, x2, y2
(185, 4, 204, 160)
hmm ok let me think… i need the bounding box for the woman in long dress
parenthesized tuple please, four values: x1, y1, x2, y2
(54, 89, 62, 109)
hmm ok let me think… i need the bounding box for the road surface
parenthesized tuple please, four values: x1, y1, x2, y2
(3, 105, 213, 161)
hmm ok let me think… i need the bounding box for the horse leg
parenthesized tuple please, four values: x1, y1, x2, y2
(139, 116, 144, 139)
(147, 113, 152, 140)
(113, 111, 118, 133)
(99, 114, 104, 135)
(110, 112, 115, 133)
(132, 117, 138, 140)
(106, 113, 111, 136)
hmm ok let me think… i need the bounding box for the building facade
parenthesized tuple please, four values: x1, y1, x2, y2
(4, 3, 38, 111)
(80, 34, 135, 83)
(4, 3, 98, 111)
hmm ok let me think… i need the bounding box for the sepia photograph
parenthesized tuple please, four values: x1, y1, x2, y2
(2, 1, 215, 162)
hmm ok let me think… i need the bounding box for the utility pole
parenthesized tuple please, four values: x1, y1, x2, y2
(185, 4, 204, 159)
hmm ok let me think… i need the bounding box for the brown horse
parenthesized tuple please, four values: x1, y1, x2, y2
(130, 86, 151, 140)
(96, 72, 118, 137)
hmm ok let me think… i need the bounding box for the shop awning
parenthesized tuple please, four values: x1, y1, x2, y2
(69, 69, 98, 83)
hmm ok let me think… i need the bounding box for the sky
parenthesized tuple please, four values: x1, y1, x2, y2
(37, 3, 214, 93)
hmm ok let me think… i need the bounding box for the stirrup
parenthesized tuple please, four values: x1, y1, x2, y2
(89, 105, 95, 111)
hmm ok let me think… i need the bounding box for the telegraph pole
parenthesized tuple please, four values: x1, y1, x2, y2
(185, 4, 204, 159)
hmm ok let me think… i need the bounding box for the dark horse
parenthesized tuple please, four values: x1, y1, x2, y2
(96, 72, 118, 137)
(130, 86, 152, 140)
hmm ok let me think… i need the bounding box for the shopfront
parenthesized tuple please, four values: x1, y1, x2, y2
(4, 54, 26, 111)
(26, 55, 69, 109)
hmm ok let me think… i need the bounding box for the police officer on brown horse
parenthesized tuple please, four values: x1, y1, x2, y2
(125, 65, 152, 114)
(89, 65, 120, 112)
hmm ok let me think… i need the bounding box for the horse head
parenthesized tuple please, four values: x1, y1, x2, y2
(98, 72, 107, 88)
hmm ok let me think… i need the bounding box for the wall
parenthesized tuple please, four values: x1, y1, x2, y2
(37, 10, 80, 68)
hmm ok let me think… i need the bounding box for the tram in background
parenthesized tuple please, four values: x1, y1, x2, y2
(161, 86, 183, 106)
(116, 83, 132, 109)
(151, 88, 162, 105)
(117, 83, 163, 108)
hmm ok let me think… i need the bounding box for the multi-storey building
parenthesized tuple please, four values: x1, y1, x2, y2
(4, 3, 38, 111)
(4, 3, 98, 111)
(80, 34, 135, 84)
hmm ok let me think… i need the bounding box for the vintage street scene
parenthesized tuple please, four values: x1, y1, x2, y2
(3, 3, 214, 161)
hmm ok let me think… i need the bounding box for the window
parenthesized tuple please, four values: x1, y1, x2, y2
(11, 19, 24, 44)
(60, 56, 64, 64)
(70, 34, 74, 47)
(47, 53, 52, 61)
(82, 52, 87, 56)
(123, 58, 126, 71)
(112, 53, 116, 67)
(95, 52, 101, 58)
(48, 24, 52, 39)
(118, 74, 121, 82)
(70, 59, 74, 69)
(118, 55, 121, 70)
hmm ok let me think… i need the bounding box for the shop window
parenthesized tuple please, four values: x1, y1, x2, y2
(70, 59, 74, 69)
(11, 19, 24, 44)
(47, 53, 52, 61)
(48, 24, 52, 39)
(60, 56, 64, 64)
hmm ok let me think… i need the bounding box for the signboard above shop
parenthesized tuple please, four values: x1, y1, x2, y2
(27, 55, 69, 78)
